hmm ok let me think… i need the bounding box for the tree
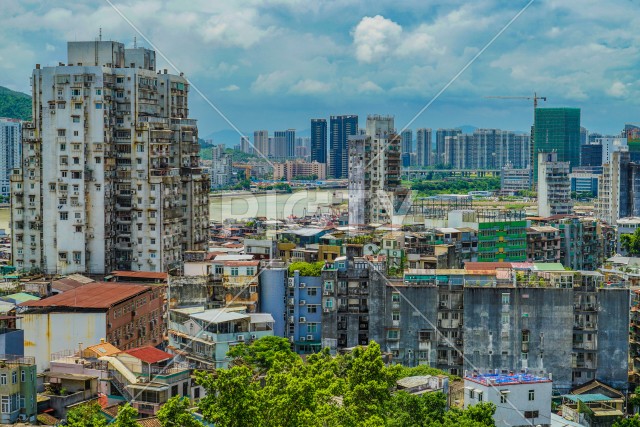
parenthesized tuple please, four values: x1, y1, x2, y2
(227, 336, 298, 373)
(629, 386, 640, 412)
(196, 366, 260, 427)
(111, 404, 141, 427)
(288, 261, 324, 276)
(622, 229, 640, 255)
(614, 415, 640, 427)
(65, 402, 107, 427)
(157, 396, 204, 427)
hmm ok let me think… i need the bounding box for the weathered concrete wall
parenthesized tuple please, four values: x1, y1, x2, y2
(596, 288, 630, 392)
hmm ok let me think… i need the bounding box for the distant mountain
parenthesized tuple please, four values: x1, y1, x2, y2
(0, 86, 31, 121)
(201, 129, 248, 147)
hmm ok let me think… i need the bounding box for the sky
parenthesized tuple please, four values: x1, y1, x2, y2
(1, 0, 639, 142)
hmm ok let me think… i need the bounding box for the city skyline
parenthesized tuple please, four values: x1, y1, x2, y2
(0, 1, 638, 138)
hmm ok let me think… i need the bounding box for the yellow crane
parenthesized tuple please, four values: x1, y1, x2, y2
(485, 92, 547, 188)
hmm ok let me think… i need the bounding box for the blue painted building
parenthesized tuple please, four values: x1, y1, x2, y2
(259, 265, 323, 354)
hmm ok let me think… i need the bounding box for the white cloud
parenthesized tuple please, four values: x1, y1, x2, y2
(220, 84, 239, 92)
(358, 81, 383, 93)
(608, 81, 627, 98)
(289, 79, 333, 95)
(199, 9, 276, 49)
(352, 15, 402, 63)
(45, 43, 56, 52)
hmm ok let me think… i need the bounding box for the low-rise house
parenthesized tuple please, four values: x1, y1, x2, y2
(0, 354, 37, 424)
(168, 307, 274, 369)
(18, 282, 165, 370)
(41, 372, 99, 419)
(464, 372, 552, 427)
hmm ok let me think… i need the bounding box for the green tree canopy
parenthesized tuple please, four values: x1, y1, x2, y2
(112, 404, 141, 427)
(621, 229, 640, 255)
(157, 396, 204, 427)
(288, 261, 324, 276)
(65, 402, 107, 427)
(614, 415, 640, 427)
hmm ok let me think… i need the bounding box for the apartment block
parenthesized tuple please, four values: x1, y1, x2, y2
(368, 267, 629, 394)
(526, 226, 561, 263)
(444, 129, 530, 170)
(272, 160, 326, 181)
(348, 115, 408, 226)
(10, 40, 209, 274)
(595, 149, 640, 224)
(415, 128, 432, 167)
(0, 118, 21, 200)
(0, 355, 37, 424)
(537, 152, 572, 217)
(500, 165, 531, 195)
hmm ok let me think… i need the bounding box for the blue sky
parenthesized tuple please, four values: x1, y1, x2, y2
(2, 0, 639, 142)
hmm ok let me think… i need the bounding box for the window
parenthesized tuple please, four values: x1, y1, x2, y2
(324, 299, 333, 309)
(469, 389, 475, 399)
(95, 103, 102, 109)
(230, 267, 239, 276)
(418, 330, 432, 342)
(11, 372, 16, 384)
(96, 89, 102, 95)
(73, 116, 80, 123)
(246, 267, 255, 276)
(60, 212, 68, 220)
(59, 252, 67, 261)
(392, 311, 400, 321)
(521, 352, 528, 360)
(500, 391, 508, 403)
(528, 389, 535, 401)
(307, 288, 317, 296)
(1, 396, 8, 413)
(524, 410, 539, 419)
(307, 323, 318, 333)
(477, 392, 483, 402)
(392, 292, 400, 302)
(20, 371, 25, 382)
(307, 305, 317, 314)
(501, 314, 509, 324)
(0, 374, 6, 385)
(501, 293, 510, 304)
(522, 330, 530, 343)
(75, 226, 82, 232)
(150, 252, 157, 259)
(57, 129, 66, 137)
(387, 329, 399, 340)
(95, 157, 101, 164)
(324, 281, 334, 291)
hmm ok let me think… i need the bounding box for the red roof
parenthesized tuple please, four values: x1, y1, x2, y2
(111, 271, 168, 280)
(123, 346, 172, 364)
(464, 262, 513, 271)
(224, 261, 260, 266)
(18, 282, 151, 309)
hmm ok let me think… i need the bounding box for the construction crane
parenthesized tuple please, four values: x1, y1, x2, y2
(233, 163, 253, 180)
(484, 92, 547, 189)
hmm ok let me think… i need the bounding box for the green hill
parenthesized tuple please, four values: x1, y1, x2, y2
(0, 86, 31, 121)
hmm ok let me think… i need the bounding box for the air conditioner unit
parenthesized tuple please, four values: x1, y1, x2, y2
(300, 282, 306, 288)
(306, 335, 313, 341)
(323, 308, 330, 313)
(299, 317, 306, 323)
(289, 336, 295, 342)
(288, 316, 295, 323)
(299, 300, 306, 305)
(133, 257, 138, 261)
(300, 336, 306, 341)
(236, 335, 245, 341)
(251, 334, 258, 340)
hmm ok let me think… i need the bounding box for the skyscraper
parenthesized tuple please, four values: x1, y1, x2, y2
(253, 130, 269, 158)
(240, 135, 251, 154)
(443, 129, 530, 170)
(415, 128, 432, 167)
(329, 115, 358, 179)
(348, 115, 407, 226)
(274, 130, 287, 159)
(285, 129, 296, 159)
(0, 118, 21, 199)
(533, 108, 580, 181)
(310, 119, 327, 165)
(436, 129, 461, 166)
(11, 40, 209, 274)
(400, 129, 412, 167)
(537, 152, 572, 217)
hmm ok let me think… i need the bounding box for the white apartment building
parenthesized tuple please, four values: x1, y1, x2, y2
(0, 118, 21, 200)
(10, 41, 209, 274)
(348, 115, 407, 226)
(537, 152, 572, 218)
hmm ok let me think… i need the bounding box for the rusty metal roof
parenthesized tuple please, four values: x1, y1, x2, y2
(111, 270, 168, 280)
(123, 346, 172, 364)
(18, 282, 151, 309)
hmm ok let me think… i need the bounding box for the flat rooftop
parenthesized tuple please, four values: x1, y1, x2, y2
(19, 282, 151, 310)
(465, 373, 551, 386)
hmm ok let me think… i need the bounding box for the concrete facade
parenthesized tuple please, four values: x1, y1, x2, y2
(11, 40, 209, 274)
(0, 118, 21, 200)
(537, 152, 572, 217)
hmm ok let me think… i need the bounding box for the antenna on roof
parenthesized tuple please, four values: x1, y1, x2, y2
(134, 36, 137, 49)
(99, 28, 102, 41)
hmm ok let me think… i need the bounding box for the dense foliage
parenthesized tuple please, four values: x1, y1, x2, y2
(65, 402, 107, 427)
(288, 261, 325, 276)
(195, 337, 496, 427)
(0, 86, 31, 121)
(621, 229, 640, 255)
(410, 176, 500, 196)
(614, 415, 640, 427)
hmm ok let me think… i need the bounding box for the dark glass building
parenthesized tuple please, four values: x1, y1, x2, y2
(329, 115, 358, 179)
(310, 119, 327, 165)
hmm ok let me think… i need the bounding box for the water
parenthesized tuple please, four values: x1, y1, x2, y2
(0, 189, 344, 232)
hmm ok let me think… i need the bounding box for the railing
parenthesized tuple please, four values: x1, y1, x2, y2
(110, 370, 133, 401)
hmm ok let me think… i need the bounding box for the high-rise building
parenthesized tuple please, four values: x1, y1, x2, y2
(401, 129, 412, 167)
(285, 129, 296, 159)
(415, 128, 432, 167)
(444, 129, 529, 170)
(240, 135, 252, 154)
(348, 115, 407, 226)
(580, 126, 588, 145)
(533, 108, 580, 181)
(0, 118, 21, 199)
(273, 130, 287, 160)
(435, 128, 461, 166)
(595, 149, 640, 224)
(580, 143, 602, 167)
(600, 136, 628, 165)
(253, 130, 269, 158)
(329, 115, 357, 179)
(537, 152, 572, 217)
(625, 124, 640, 162)
(311, 119, 327, 166)
(10, 41, 209, 274)
(210, 144, 233, 189)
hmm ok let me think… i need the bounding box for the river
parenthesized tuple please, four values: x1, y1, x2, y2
(0, 189, 345, 232)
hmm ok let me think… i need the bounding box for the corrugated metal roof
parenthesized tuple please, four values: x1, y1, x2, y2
(190, 309, 248, 324)
(18, 282, 151, 309)
(563, 393, 612, 403)
(464, 262, 513, 271)
(124, 346, 172, 364)
(0, 292, 40, 303)
(111, 271, 168, 280)
(249, 313, 274, 324)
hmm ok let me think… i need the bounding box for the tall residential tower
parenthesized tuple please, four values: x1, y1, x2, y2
(329, 115, 357, 179)
(0, 118, 22, 199)
(11, 41, 210, 274)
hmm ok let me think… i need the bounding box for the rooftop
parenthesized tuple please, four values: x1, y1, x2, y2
(465, 373, 551, 386)
(123, 346, 172, 364)
(19, 282, 151, 310)
(111, 271, 168, 280)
